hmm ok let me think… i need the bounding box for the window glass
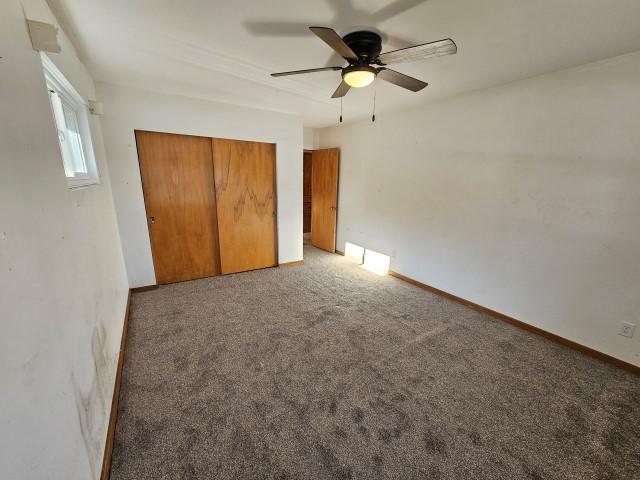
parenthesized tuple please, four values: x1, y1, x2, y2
(60, 98, 88, 176)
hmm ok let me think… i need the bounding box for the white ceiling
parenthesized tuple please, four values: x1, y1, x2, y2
(49, 0, 640, 128)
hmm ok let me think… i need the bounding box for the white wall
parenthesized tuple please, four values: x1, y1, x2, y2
(98, 83, 303, 287)
(0, 1, 129, 479)
(303, 127, 319, 150)
(319, 52, 640, 367)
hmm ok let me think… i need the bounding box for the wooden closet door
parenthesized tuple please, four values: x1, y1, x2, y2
(136, 131, 221, 284)
(311, 148, 339, 252)
(212, 138, 277, 274)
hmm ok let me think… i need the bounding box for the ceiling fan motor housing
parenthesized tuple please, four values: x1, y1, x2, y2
(342, 30, 382, 62)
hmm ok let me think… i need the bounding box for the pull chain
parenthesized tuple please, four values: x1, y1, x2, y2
(372, 79, 377, 122)
(340, 96, 343, 123)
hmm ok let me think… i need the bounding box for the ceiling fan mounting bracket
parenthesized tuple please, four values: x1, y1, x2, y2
(342, 30, 382, 62)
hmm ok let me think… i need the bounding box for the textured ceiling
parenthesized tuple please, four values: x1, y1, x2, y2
(49, 0, 640, 127)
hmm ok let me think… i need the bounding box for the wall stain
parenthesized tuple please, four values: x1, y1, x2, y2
(71, 323, 113, 478)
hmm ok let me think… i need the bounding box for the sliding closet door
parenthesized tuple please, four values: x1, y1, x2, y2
(311, 148, 339, 252)
(136, 131, 221, 284)
(212, 138, 277, 274)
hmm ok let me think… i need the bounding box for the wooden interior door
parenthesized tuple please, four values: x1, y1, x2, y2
(136, 130, 221, 284)
(212, 138, 277, 274)
(311, 148, 339, 252)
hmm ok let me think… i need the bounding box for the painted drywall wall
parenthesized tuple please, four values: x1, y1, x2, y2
(98, 83, 303, 287)
(0, 1, 129, 479)
(319, 52, 640, 366)
(303, 127, 319, 150)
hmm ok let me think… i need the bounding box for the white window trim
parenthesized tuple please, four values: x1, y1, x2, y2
(41, 53, 100, 189)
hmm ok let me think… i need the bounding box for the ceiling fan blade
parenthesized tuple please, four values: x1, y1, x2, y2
(377, 68, 428, 92)
(309, 26, 358, 61)
(271, 66, 342, 77)
(331, 80, 350, 98)
(377, 39, 457, 65)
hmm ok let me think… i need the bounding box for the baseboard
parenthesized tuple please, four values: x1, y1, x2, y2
(279, 260, 304, 268)
(100, 290, 132, 480)
(386, 270, 638, 375)
(335, 250, 637, 374)
(130, 284, 158, 293)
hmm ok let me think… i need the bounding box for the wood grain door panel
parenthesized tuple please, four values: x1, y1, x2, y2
(311, 148, 339, 252)
(135, 130, 221, 284)
(212, 138, 277, 274)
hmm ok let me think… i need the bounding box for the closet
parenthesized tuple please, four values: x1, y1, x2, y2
(135, 130, 277, 284)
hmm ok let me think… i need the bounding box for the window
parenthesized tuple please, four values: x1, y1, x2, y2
(41, 53, 99, 188)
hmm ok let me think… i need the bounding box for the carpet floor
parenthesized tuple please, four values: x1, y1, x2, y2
(111, 246, 640, 480)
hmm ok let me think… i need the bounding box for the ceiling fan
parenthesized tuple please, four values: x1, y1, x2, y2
(271, 27, 457, 98)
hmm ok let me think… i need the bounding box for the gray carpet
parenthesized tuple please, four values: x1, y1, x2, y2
(111, 246, 640, 480)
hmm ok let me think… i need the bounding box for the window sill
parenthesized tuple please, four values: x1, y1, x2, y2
(67, 178, 101, 190)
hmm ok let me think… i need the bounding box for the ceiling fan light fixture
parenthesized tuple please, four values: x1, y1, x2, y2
(342, 65, 377, 88)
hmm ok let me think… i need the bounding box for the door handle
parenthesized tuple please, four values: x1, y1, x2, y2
(150, 216, 156, 224)
(330, 206, 337, 211)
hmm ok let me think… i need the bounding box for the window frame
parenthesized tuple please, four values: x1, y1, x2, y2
(41, 53, 100, 189)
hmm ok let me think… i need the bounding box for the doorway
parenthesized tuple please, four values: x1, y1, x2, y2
(303, 148, 340, 253)
(303, 150, 312, 243)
